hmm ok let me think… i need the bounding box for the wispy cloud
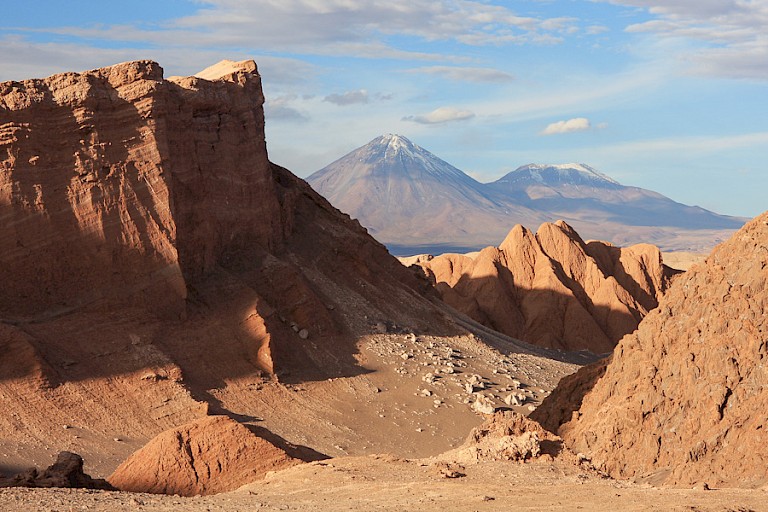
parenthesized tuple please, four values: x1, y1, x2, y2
(0, 34, 318, 84)
(603, 0, 768, 80)
(405, 66, 515, 83)
(403, 106, 476, 124)
(265, 95, 310, 122)
(597, 131, 768, 154)
(324, 89, 369, 106)
(18, 0, 595, 63)
(540, 117, 592, 135)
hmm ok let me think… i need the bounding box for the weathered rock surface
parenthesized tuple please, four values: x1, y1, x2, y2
(414, 221, 679, 352)
(109, 416, 301, 496)
(0, 60, 447, 474)
(438, 411, 561, 465)
(0, 452, 114, 490)
(534, 212, 768, 487)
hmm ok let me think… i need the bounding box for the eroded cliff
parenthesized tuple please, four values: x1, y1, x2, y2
(0, 60, 446, 474)
(414, 220, 678, 353)
(534, 212, 768, 487)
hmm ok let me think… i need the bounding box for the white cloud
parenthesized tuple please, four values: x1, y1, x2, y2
(265, 95, 310, 122)
(0, 35, 317, 85)
(540, 117, 592, 135)
(405, 66, 514, 83)
(602, 0, 768, 80)
(23, 0, 593, 63)
(323, 89, 369, 106)
(403, 106, 476, 124)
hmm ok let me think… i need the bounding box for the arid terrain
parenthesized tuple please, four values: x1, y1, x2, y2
(1, 59, 766, 511)
(3, 456, 767, 511)
(408, 220, 679, 353)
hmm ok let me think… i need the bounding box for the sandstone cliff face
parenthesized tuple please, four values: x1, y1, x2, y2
(0, 60, 446, 474)
(415, 221, 678, 353)
(535, 212, 768, 487)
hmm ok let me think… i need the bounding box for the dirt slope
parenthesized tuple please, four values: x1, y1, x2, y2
(534, 211, 768, 488)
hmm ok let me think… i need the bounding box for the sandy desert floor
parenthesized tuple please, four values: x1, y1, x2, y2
(2, 455, 766, 511)
(661, 251, 708, 271)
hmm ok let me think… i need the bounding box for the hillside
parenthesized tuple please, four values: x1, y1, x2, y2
(533, 211, 768, 487)
(0, 60, 578, 479)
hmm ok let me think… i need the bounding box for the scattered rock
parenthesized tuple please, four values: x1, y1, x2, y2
(0, 452, 114, 490)
(431, 461, 465, 479)
(472, 395, 496, 415)
(438, 411, 561, 464)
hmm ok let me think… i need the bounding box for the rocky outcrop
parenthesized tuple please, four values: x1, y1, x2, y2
(0, 452, 114, 490)
(438, 411, 562, 465)
(109, 416, 301, 496)
(0, 60, 447, 474)
(535, 212, 768, 487)
(414, 221, 679, 352)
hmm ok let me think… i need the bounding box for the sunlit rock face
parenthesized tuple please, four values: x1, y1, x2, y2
(535, 211, 768, 487)
(0, 60, 443, 474)
(414, 220, 678, 353)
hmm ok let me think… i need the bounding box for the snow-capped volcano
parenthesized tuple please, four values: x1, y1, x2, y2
(307, 135, 746, 254)
(496, 163, 621, 188)
(307, 134, 545, 251)
(311, 134, 476, 184)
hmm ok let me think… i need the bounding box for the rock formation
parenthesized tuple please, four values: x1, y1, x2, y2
(414, 221, 679, 352)
(533, 212, 768, 487)
(0, 452, 114, 490)
(438, 411, 561, 465)
(0, 60, 447, 474)
(109, 416, 301, 496)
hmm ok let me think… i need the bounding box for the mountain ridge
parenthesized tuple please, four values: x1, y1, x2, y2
(307, 134, 746, 254)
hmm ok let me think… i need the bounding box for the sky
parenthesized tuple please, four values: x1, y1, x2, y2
(1, 1, 767, 218)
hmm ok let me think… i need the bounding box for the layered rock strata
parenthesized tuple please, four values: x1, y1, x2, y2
(109, 416, 301, 496)
(0, 60, 445, 474)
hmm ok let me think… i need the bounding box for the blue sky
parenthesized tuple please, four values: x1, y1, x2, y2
(2, 1, 767, 217)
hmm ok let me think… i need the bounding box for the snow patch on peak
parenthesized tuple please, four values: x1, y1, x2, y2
(552, 163, 619, 184)
(513, 163, 621, 186)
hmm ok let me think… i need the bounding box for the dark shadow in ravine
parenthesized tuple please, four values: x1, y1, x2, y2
(245, 425, 329, 462)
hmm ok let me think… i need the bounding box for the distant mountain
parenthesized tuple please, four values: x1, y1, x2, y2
(307, 134, 549, 252)
(307, 135, 747, 255)
(488, 163, 742, 231)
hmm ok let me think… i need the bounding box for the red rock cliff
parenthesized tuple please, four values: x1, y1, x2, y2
(0, 60, 445, 474)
